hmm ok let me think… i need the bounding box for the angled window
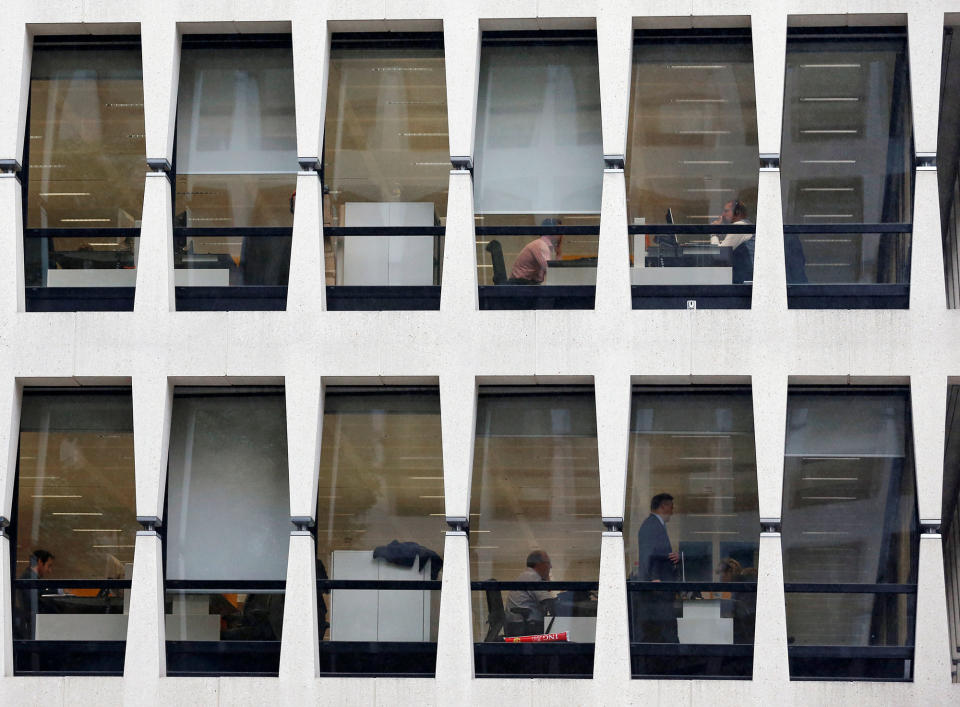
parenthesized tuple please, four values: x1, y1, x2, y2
(624, 387, 759, 678)
(782, 388, 918, 680)
(23, 37, 145, 312)
(470, 387, 601, 678)
(163, 388, 289, 676)
(781, 28, 913, 309)
(938, 25, 960, 309)
(626, 30, 758, 310)
(323, 33, 448, 311)
(9, 389, 136, 674)
(173, 35, 297, 311)
(474, 31, 602, 311)
(315, 387, 444, 675)
(942, 384, 960, 681)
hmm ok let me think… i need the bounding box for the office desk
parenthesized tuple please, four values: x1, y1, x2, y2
(545, 259, 598, 286)
(46, 268, 229, 287)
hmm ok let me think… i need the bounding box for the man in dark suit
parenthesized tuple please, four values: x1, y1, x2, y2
(634, 493, 680, 643)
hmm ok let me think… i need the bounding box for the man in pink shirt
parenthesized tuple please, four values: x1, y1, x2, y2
(508, 220, 564, 284)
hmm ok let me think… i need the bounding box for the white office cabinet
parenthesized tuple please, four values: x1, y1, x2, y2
(330, 550, 435, 642)
(342, 202, 436, 285)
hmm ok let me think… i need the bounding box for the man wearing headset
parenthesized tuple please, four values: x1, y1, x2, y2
(710, 199, 754, 284)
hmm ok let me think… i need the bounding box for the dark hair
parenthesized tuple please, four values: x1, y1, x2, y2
(526, 550, 549, 568)
(31, 549, 54, 565)
(650, 493, 674, 511)
(731, 199, 747, 219)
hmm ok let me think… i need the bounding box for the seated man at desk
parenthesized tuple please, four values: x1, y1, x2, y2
(504, 550, 555, 636)
(710, 199, 754, 284)
(13, 549, 56, 640)
(508, 219, 563, 285)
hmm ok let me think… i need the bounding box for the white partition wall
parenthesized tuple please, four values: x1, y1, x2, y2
(0, 2, 957, 706)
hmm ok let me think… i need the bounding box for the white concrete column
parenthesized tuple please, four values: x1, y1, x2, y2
(279, 532, 320, 684)
(434, 531, 473, 688)
(285, 373, 323, 520)
(287, 172, 327, 314)
(752, 531, 790, 688)
(0, 174, 25, 314)
(440, 170, 478, 313)
(133, 173, 175, 313)
(439, 374, 476, 520)
(140, 14, 180, 165)
(123, 532, 166, 693)
(751, 7, 787, 159)
(909, 170, 947, 311)
(913, 533, 952, 690)
(911, 374, 947, 525)
(752, 372, 787, 521)
(443, 13, 480, 162)
(131, 375, 173, 523)
(595, 169, 631, 313)
(908, 8, 944, 157)
(592, 531, 630, 685)
(0, 379, 22, 521)
(751, 168, 788, 312)
(291, 11, 330, 164)
(596, 2, 632, 160)
(0, 535, 12, 676)
(0, 18, 30, 164)
(594, 371, 631, 520)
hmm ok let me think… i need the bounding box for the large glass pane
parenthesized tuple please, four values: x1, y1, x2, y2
(26, 44, 146, 229)
(782, 32, 913, 293)
(471, 388, 600, 678)
(782, 390, 918, 681)
(316, 389, 443, 675)
(12, 391, 136, 674)
(474, 34, 602, 226)
(24, 41, 145, 293)
(324, 36, 448, 224)
(624, 389, 758, 678)
(626, 33, 758, 288)
(175, 42, 297, 228)
(164, 389, 289, 676)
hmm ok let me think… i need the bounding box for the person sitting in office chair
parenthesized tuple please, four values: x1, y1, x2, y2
(504, 550, 555, 636)
(508, 219, 563, 285)
(710, 199, 754, 284)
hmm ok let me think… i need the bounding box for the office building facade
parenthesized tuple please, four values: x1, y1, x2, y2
(0, 0, 959, 704)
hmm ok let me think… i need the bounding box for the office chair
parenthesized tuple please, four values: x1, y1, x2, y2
(484, 583, 507, 641)
(485, 240, 507, 285)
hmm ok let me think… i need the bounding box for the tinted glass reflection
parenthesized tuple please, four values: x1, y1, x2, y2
(175, 42, 297, 228)
(624, 390, 758, 678)
(782, 390, 918, 680)
(316, 390, 443, 649)
(13, 392, 136, 648)
(324, 39, 449, 224)
(470, 390, 601, 643)
(26, 44, 146, 229)
(782, 35, 912, 225)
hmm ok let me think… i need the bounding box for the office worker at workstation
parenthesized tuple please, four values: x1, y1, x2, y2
(634, 494, 680, 643)
(13, 549, 56, 640)
(710, 199, 754, 284)
(508, 218, 564, 285)
(504, 550, 555, 637)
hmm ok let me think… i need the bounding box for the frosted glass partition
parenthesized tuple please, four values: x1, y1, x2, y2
(166, 390, 290, 581)
(175, 39, 297, 229)
(473, 35, 603, 226)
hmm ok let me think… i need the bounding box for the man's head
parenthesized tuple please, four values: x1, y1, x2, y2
(526, 550, 552, 580)
(31, 549, 55, 578)
(721, 199, 748, 224)
(650, 493, 675, 520)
